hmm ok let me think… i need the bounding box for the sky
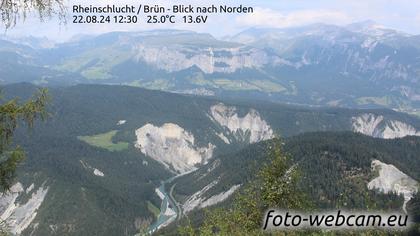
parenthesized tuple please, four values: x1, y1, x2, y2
(2, 0, 420, 41)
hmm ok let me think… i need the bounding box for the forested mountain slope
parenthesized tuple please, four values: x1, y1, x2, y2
(170, 132, 420, 228)
(0, 83, 419, 235)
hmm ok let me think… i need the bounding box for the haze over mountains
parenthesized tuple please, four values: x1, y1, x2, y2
(1, 21, 420, 235)
(1, 21, 419, 117)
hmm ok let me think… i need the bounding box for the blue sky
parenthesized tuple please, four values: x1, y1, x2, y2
(3, 0, 420, 41)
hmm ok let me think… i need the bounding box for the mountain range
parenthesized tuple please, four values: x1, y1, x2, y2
(1, 20, 420, 236)
(1, 21, 419, 116)
(0, 83, 419, 235)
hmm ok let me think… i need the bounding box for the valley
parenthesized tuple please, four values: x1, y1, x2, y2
(0, 83, 418, 235)
(147, 176, 180, 235)
(1, 22, 420, 116)
(1, 21, 420, 235)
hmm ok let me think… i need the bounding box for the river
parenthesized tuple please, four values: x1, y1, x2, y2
(146, 175, 181, 235)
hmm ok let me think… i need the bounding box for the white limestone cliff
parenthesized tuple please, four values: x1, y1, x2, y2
(0, 182, 49, 234)
(352, 113, 420, 139)
(135, 123, 215, 173)
(210, 103, 274, 143)
(368, 160, 418, 212)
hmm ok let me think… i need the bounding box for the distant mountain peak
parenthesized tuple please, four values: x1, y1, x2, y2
(347, 20, 380, 28)
(345, 20, 405, 37)
(347, 20, 386, 30)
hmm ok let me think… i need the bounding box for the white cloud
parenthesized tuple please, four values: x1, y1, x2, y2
(235, 8, 352, 28)
(3, 0, 233, 40)
(2, 0, 420, 40)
